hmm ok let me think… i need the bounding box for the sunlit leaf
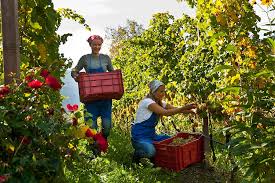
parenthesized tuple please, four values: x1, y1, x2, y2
(30, 21, 42, 30)
(225, 44, 237, 53)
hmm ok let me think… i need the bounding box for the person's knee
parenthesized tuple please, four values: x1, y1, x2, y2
(90, 117, 98, 129)
(102, 130, 110, 139)
(144, 145, 156, 158)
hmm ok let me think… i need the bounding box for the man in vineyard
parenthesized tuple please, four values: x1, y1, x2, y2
(131, 79, 197, 164)
(71, 35, 114, 142)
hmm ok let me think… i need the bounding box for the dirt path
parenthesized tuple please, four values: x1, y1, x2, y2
(174, 163, 231, 183)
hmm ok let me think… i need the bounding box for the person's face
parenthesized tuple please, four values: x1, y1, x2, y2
(90, 39, 102, 54)
(154, 85, 166, 100)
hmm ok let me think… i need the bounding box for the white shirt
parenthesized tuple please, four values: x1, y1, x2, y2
(133, 98, 167, 125)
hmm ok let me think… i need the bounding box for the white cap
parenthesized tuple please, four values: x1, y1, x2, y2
(149, 80, 164, 93)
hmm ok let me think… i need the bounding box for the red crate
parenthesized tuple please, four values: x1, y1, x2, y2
(153, 132, 204, 172)
(78, 70, 124, 102)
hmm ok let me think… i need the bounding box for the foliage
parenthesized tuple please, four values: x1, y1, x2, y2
(0, 71, 69, 182)
(56, 8, 91, 32)
(109, 14, 196, 133)
(0, 0, 274, 181)
(177, 0, 197, 8)
(109, 0, 275, 181)
(194, 1, 275, 182)
(0, 0, 91, 181)
(106, 20, 145, 59)
(65, 127, 185, 183)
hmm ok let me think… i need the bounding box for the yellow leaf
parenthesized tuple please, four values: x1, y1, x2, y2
(250, 0, 256, 5)
(68, 143, 74, 149)
(231, 74, 240, 84)
(6, 144, 15, 152)
(90, 129, 97, 135)
(261, 0, 273, 6)
(24, 93, 31, 97)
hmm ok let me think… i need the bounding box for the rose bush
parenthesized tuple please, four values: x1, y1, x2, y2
(0, 69, 89, 181)
(0, 0, 91, 181)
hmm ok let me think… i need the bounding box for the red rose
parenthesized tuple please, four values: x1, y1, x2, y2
(0, 85, 9, 95)
(0, 175, 8, 183)
(67, 104, 78, 112)
(28, 79, 43, 89)
(93, 132, 108, 152)
(25, 75, 33, 82)
(45, 75, 61, 90)
(40, 69, 50, 78)
(25, 72, 34, 82)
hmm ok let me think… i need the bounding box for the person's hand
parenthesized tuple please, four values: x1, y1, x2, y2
(179, 103, 197, 114)
(73, 75, 79, 82)
(189, 108, 197, 114)
(184, 103, 197, 110)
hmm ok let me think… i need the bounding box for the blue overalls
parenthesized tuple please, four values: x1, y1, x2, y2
(131, 112, 170, 158)
(84, 54, 112, 139)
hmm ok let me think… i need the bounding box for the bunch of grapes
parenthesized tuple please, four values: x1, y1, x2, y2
(169, 136, 195, 145)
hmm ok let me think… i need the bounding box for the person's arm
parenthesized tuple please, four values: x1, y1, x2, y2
(165, 103, 196, 114)
(166, 103, 176, 109)
(148, 103, 196, 116)
(106, 55, 114, 71)
(71, 56, 85, 81)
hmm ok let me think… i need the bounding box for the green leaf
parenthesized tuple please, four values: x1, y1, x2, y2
(32, 154, 37, 162)
(30, 21, 42, 30)
(225, 44, 237, 53)
(208, 65, 233, 76)
(259, 158, 272, 164)
(216, 86, 241, 93)
(250, 145, 262, 149)
(267, 38, 275, 48)
(255, 70, 272, 78)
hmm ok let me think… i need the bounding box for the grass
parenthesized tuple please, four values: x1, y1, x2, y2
(64, 126, 232, 183)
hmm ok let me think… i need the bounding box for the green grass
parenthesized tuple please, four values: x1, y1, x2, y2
(64, 126, 232, 183)
(64, 127, 178, 183)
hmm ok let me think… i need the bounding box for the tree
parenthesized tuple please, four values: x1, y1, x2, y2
(106, 19, 144, 58)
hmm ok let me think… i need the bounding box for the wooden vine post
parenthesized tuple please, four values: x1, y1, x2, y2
(1, 0, 20, 84)
(203, 117, 210, 152)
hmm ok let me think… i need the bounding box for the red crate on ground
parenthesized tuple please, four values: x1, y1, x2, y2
(153, 132, 204, 172)
(78, 70, 124, 103)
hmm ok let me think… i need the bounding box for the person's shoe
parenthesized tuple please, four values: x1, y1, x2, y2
(149, 157, 157, 168)
(149, 157, 155, 164)
(132, 154, 141, 164)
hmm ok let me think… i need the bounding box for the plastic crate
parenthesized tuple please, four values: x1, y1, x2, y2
(78, 70, 124, 103)
(153, 132, 204, 172)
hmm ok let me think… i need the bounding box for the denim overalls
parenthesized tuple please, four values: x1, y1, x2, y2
(84, 54, 112, 139)
(131, 112, 170, 158)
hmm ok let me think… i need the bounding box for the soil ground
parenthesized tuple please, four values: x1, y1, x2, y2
(174, 162, 231, 183)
